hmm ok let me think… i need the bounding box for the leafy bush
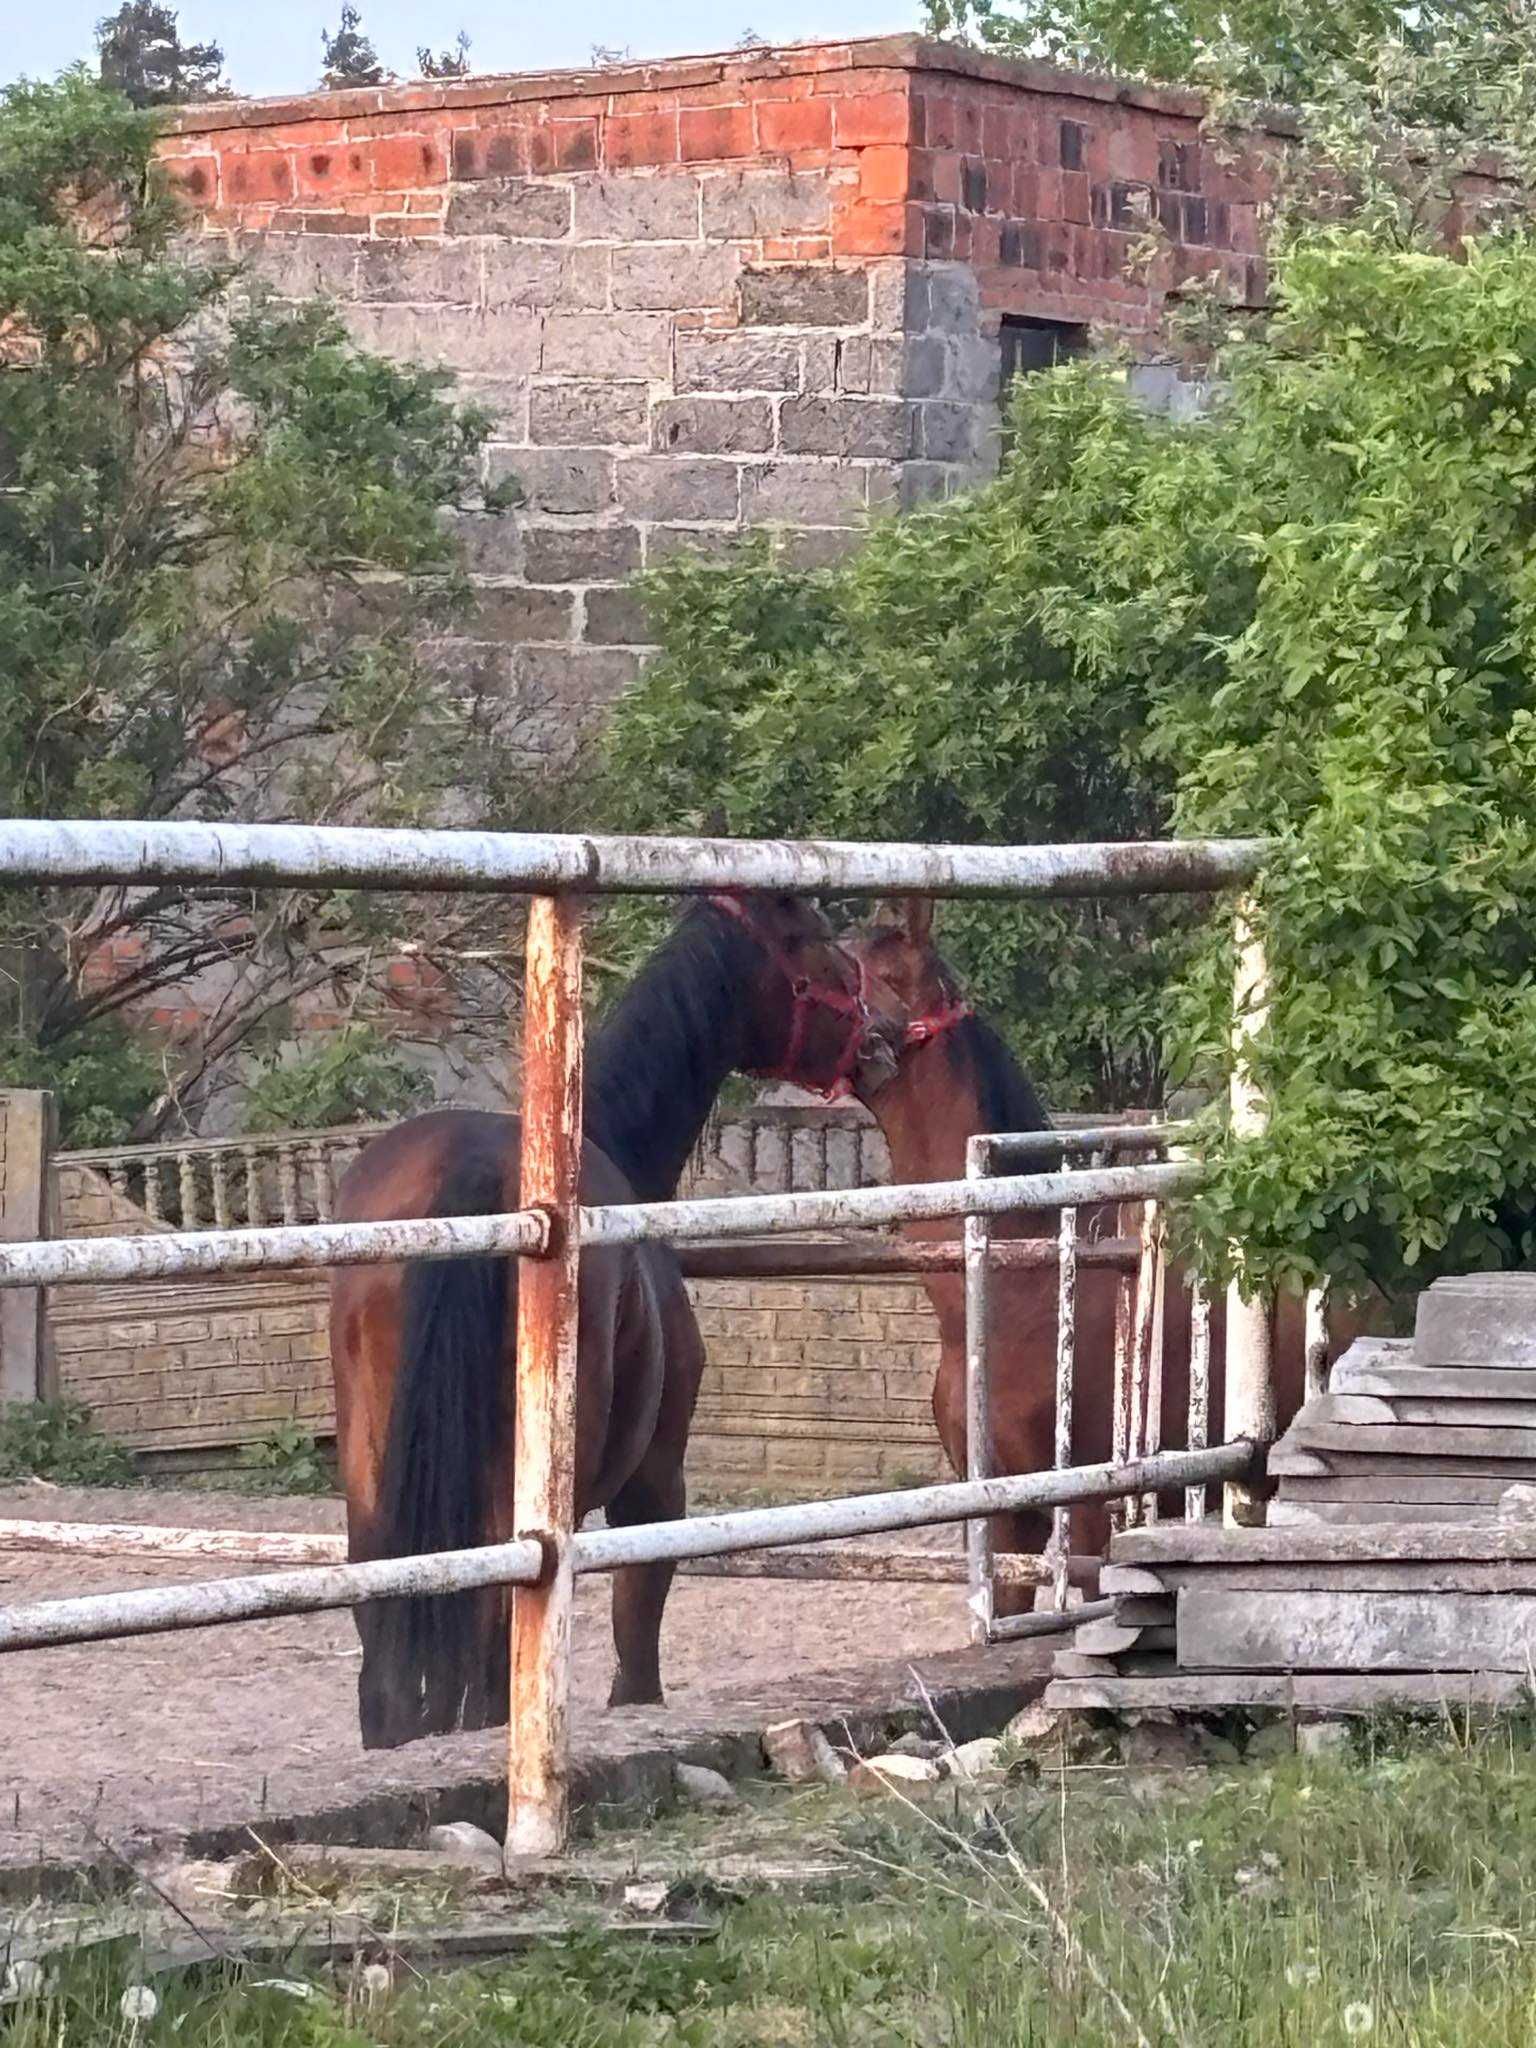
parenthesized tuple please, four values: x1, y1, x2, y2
(0, 1015, 164, 1147)
(0, 1397, 136, 1484)
(242, 1024, 431, 1133)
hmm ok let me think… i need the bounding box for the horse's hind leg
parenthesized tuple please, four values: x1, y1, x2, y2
(604, 1452, 685, 1708)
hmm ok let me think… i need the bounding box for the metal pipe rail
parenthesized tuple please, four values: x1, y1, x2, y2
(0, 1161, 1199, 1289)
(0, 1442, 1251, 1653)
(0, 821, 1269, 899)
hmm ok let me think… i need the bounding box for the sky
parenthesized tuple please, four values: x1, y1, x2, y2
(4, 0, 918, 101)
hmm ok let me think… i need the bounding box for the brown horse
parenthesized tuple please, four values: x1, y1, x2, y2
(332, 891, 889, 1748)
(847, 898, 1357, 1596)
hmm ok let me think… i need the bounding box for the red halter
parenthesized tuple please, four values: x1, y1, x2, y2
(706, 893, 874, 1100)
(902, 999, 973, 1049)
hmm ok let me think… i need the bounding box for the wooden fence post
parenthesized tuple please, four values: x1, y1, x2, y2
(1224, 895, 1275, 1527)
(0, 1090, 56, 1404)
(506, 895, 584, 1861)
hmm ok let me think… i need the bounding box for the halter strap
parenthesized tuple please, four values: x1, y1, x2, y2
(705, 892, 872, 1099)
(903, 1000, 973, 1048)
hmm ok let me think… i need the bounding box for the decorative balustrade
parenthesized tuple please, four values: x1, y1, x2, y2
(58, 1100, 1151, 1237)
(59, 1125, 390, 1233)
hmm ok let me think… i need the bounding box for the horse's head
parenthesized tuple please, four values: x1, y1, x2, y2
(700, 890, 903, 1098)
(844, 896, 973, 1098)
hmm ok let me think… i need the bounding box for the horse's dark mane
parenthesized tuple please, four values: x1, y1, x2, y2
(585, 904, 759, 1203)
(929, 950, 1050, 1134)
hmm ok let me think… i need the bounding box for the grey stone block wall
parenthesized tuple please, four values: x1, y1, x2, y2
(242, 172, 1009, 764)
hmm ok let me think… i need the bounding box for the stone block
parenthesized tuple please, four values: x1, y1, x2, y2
(466, 586, 576, 641)
(571, 173, 701, 241)
(444, 179, 572, 237)
(740, 265, 868, 328)
(643, 525, 750, 564)
(522, 523, 643, 583)
(652, 396, 774, 455)
(676, 330, 802, 393)
(488, 446, 615, 515)
(741, 460, 865, 526)
(700, 168, 831, 240)
(512, 643, 641, 711)
(1416, 1274, 1536, 1367)
(780, 395, 911, 460)
(916, 402, 984, 464)
(917, 262, 982, 334)
(542, 312, 672, 377)
(583, 586, 653, 645)
(611, 243, 741, 311)
(483, 243, 607, 310)
(355, 242, 481, 305)
(454, 375, 528, 437)
(244, 232, 362, 299)
(529, 379, 651, 447)
(616, 455, 740, 522)
(777, 526, 861, 568)
(344, 305, 541, 376)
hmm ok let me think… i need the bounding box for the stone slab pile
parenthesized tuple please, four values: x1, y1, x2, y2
(1044, 1273, 1536, 1717)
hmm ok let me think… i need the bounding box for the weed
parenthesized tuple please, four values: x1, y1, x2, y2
(0, 1398, 135, 1486)
(235, 1424, 333, 1496)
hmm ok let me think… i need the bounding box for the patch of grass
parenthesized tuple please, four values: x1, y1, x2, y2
(0, 1397, 135, 1486)
(18, 1726, 1536, 2043)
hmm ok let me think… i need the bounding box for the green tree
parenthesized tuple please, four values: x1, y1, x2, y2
(0, 72, 527, 1144)
(605, 232, 1536, 1296)
(320, 5, 385, 88)
(96, 1, 229, 108)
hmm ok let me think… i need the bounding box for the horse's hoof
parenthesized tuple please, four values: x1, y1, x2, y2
(607, 1687, 665, 1710)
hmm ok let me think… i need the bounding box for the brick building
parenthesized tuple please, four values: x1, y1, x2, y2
(160, 35, 1268, 759)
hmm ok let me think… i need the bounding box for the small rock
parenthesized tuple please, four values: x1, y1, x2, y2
(143, 1857, 241, 1910)
(1194, 1730, 1244, 1767)
(2, 1960, 46, 2005)
(674, 1762, 740, 1809)
(1298, 1720, 1351, 1759)
(763, 1717, 847, 1785)
(886, 1731, 946, 1761)
(624, 1880, 673, 1914)
(1004, 1702, 1066, 1752)
(847, 1753, 944, 1799)
(424, 1821, 504, 1871)
(942, 1737, 1004, 1780)
(1244, 1722, 1295, 1763)
(1121, 1722, 1204, 1770)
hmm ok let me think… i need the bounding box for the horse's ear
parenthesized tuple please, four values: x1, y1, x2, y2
(902, 895, 935, 946)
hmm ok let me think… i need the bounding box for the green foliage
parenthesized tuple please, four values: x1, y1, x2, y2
(608, 233, 1536, 1295)
(96, 2, 228, 107)
(320, 4, 384, 87)
(0, 1014, 163, 1147)
(242, 1023, 430, 1132)
(0, 1397, 135, 1484)
(604, 487, 1189, 1108)
(236, 1421, 332, 1494)
(417, 30, 471, 79)
(0, 73, 522, 1141)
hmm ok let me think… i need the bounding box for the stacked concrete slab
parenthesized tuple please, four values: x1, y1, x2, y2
(1045, 1274, 1536, 1715)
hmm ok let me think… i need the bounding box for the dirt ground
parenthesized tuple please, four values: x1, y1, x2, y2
(0, 1482, 979, 1872)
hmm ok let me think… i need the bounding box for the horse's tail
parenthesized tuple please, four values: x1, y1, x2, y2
(360, 1167, 511, 1749)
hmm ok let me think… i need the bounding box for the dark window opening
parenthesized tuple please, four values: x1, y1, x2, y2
(1000, 315, 1089, 385)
